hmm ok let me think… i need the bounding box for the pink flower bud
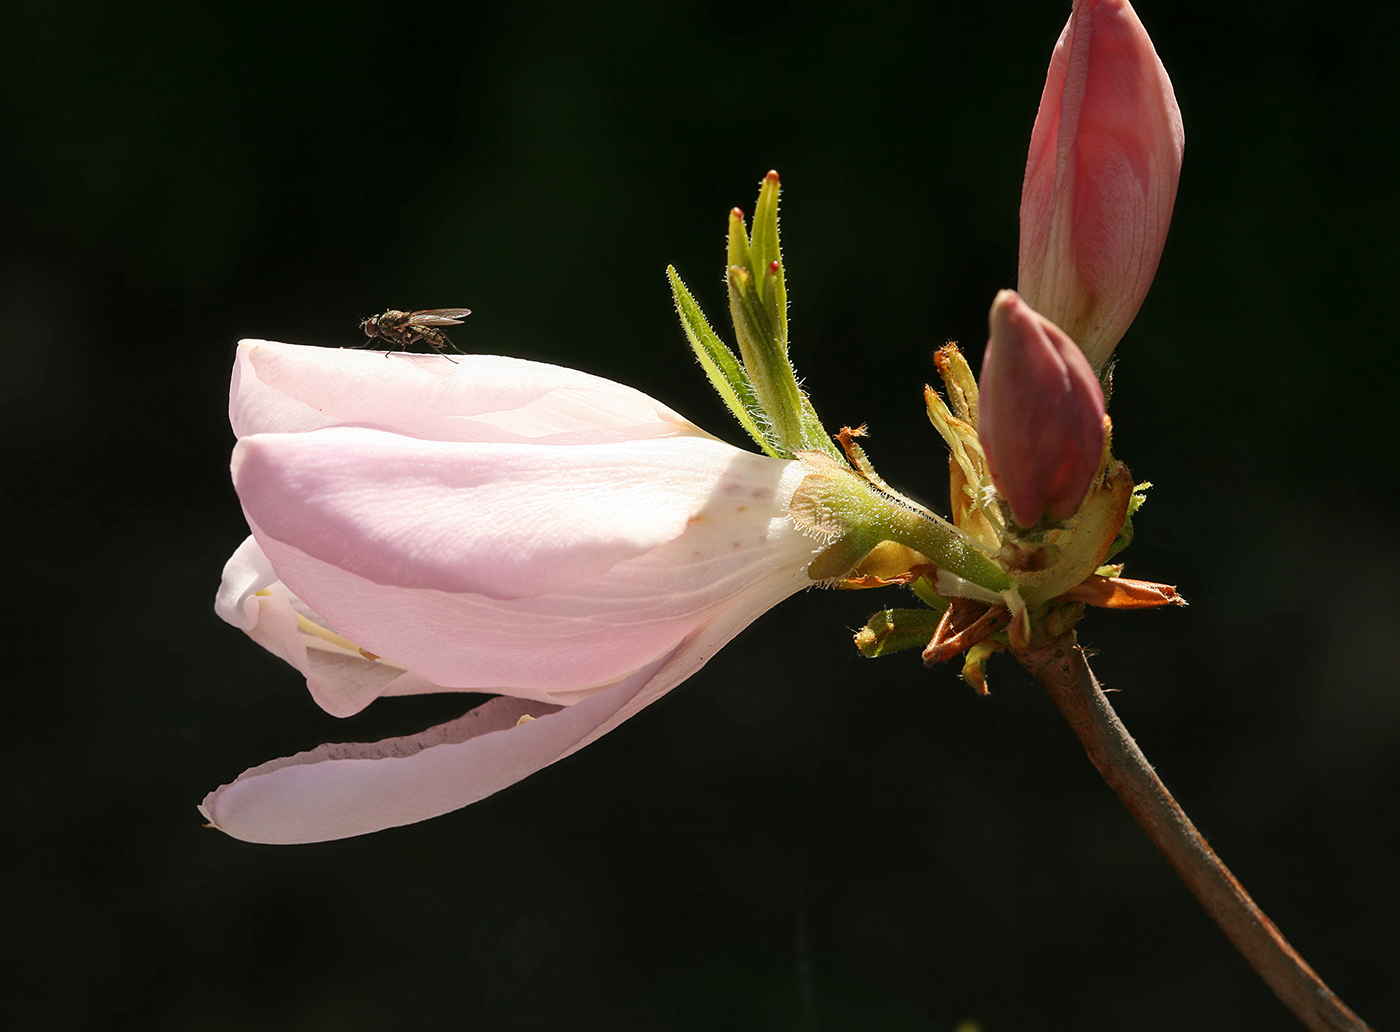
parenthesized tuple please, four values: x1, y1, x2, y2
(1018, 0, 1184, 370)
(978, 291, 1106, 528)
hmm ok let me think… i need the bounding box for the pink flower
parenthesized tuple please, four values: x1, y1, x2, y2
(203, 341, 817, 843)
(977, 291, 1106, 528)
(1018, 0, 1184, 370)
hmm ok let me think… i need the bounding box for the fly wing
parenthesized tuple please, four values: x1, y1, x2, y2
(407, 308, 472, 326)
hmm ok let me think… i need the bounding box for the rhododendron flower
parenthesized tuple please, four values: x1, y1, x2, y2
(978, 290, 1106, 528)
(202, 341, 819, 844)
(1018, 0, 1184, 370)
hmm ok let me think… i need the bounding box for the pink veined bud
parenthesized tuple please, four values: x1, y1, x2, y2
(1018, 0, 1184, 371)
(978, 290, 1106, 528)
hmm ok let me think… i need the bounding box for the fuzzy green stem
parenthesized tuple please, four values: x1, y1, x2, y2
(875, 497, 1011, 592)
(794, 453, 1013, 592)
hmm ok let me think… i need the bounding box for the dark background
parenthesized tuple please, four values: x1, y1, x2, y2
(4, 1, 1397, 1029)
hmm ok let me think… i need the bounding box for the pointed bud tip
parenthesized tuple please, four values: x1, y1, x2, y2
(991, 289, 1020, 315)
(730, 207, 745, 221)
(764, 170, 780, 184)
(989, 290, 1036, 345)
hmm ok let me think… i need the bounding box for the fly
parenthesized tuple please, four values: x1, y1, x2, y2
(360, 308, 472, 360)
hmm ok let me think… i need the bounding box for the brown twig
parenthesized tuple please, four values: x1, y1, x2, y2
(1014, 633, 1373, 1032)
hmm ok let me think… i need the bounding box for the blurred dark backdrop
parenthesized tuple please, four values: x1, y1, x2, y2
(4, 1, 1397, 1029)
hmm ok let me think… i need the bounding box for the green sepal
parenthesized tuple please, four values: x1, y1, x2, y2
(727, 205, 752, 276)
(724, 176, 816, 457)
(673, 173, 836, 461)
(1104, 480, 1150, 562)
(798, 395, 843, 461)
(750, 171, 787, 345)
(909, 572, 948, 609)
(855, 606, 947, 658)
(728, 262, 805, 452)
(667, 265, 776, 456)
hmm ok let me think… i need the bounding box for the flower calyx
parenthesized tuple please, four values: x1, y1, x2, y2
(853, 340, 1182, 692)
(786, 443, 1010, 595)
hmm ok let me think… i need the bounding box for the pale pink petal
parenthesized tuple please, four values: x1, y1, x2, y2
(231, 339, 708, 443)
(201, 527, 809, 844)
(209, 342, 825, 841)
(233, 431, 814, 693)
(199, 691, 579, 844)
(214, 534, 279, 632)
(215, 536, 467, 718)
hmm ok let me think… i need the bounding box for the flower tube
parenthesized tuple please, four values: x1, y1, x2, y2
(977, 291, 1106, 528)
(202, 341, 819, 844)
(1018, 0, 1184, 370)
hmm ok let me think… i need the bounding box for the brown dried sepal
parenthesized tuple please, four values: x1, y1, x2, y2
(1059, 574, 1186, 609)
(833, 426, 933, 516)
(835, 423, 869, 459)
(923, 597, 1011, 667)
(838, 569, 934, 590)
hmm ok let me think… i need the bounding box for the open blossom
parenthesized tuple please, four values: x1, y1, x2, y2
(1018, 0, 1184, 370)
(978, 290, 1106, 528)
(203, 341, 818, 844)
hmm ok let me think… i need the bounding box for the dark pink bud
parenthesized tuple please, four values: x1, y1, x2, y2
(1018, 0, 1184, 370)
(978, 290, 1106, 528)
